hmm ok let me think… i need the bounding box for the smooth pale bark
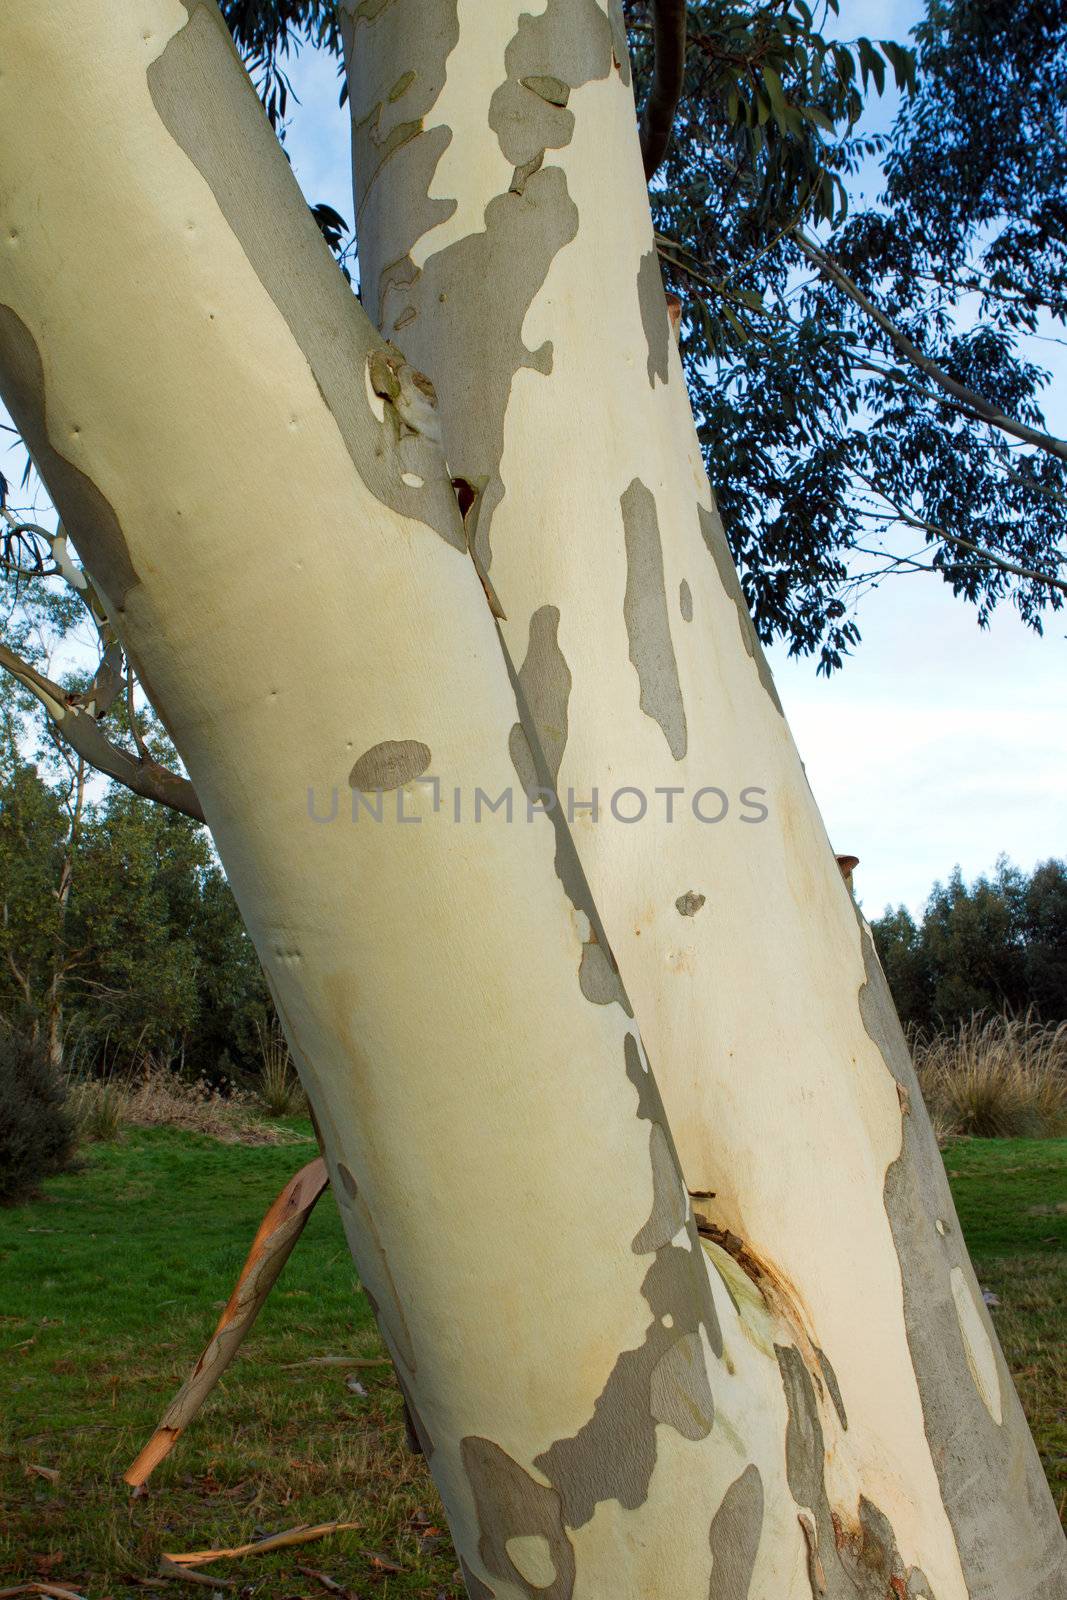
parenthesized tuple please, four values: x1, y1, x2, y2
(1, 6, 834, 1597)
(342, 5, 1066, 1596)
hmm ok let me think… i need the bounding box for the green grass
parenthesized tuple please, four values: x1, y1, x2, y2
(0, 1131, 1063, 1597)
(942, 1137, 1067, 1519)
(0, 1127, 456, 1599)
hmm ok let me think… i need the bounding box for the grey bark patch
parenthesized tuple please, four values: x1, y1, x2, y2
(814, 1345, 847, 1430)
(349, 739, 431, 791)
(460, 1437, 574, 1600)
(679, 578, 693, 621)
(632, 1122, 688, 1253)
(385, 167, 575, 580)
(513, 606, 570, 784)
(507, 721, 540, 801)
(676, 890, 706, 917)
(535, 1239, 719, 1526)
(697, 504, 783, 715)
(531, 1030, 721, 1529)
(624, 1030, 659, 1123)
(148, 5, 464, 549)
(622, 479, 688, 760)
(334, 1163, 417, 1372)
(0, 307, 139, 612)
(578, 937, 630, 1011)
(504, 610, 632, 1018)
(649, 1330, 715, 1438)
(708, 1464, 764, 1600)
(489, 0, 613, 168)
(856, 925, 1067, 1597)
(637, 248, 670, 387)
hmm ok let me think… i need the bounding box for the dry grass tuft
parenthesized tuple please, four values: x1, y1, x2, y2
(914, 1011, 1067, 1140)
(67, 1061, 296, 1146)
(256, 1017, 306, 1119)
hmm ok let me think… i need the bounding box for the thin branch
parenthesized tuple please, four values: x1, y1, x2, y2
(850, 475, 1067, 597)
(0, 639, 206, 821)
(795, 229, 1067, 464)
(641, 0, 687, 180)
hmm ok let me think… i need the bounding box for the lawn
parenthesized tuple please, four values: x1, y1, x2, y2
(1, 1130, 1063, 1597)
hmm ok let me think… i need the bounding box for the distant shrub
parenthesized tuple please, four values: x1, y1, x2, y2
(0, 1026, 77, 1204)
(914, 1011, 1067, 1140)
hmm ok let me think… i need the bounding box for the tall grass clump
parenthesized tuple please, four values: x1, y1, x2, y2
(256, 1016, 305, 1118)
(914, 1011, 1067, 1140)
(66, 1070, 128, 1142)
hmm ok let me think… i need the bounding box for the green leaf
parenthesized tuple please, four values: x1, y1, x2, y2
(880, 40, 917, 94)
(803, 104, 837, 134)
(857, 38, 886, 96)
(762, 64, 787, 115)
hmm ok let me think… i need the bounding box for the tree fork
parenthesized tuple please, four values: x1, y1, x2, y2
(0, 5, 842, 1596)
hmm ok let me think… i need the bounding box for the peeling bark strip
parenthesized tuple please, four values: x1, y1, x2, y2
(621, 480, 688, 759)
(125, 1159, 328, 1486)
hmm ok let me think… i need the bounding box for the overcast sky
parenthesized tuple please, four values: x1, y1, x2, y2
(4, 6, 1062, 920)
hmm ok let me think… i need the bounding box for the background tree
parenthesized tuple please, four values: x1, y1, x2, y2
(874, 855, 1067, 1031)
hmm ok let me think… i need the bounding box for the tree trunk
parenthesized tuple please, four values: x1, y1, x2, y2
(342, 5, 1066, 1597)
(0, 6, 843, 1596)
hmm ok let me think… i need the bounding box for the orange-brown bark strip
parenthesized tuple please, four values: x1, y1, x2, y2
(124, 1157, 329, 1487)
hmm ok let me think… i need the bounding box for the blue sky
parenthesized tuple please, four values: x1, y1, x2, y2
(4, 6, 1062, 920)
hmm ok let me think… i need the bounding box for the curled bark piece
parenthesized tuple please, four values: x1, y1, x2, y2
(164, 1523, 359, 1568)
(125, 1157, 328, 1487)
(0, 1587, 87, 1600)
(641, 0, 687, 180)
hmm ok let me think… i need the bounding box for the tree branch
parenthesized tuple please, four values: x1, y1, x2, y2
(641, 0, 687, 181)
(850, 474, 1067, 598)
(795, 228, 1067, 465)
(0, 640, 206, 821)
